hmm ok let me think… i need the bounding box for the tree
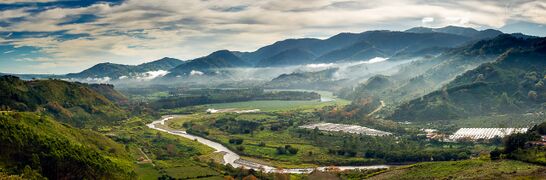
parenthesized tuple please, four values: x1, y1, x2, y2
(503, 133, 539, 153)
(166, 144, 176, 156)
(242, 175, 257, 180)
(490, 148, 501, 160)
(236, 146, 245, 152)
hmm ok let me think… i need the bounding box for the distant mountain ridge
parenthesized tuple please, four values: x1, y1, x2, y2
(58, 26, 514, 80)
(66, 57, 183, 79)
(405, 26, 503, 39)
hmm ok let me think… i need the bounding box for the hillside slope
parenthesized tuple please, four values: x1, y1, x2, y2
(391, 36, 546, 121)
(369, 159, 545, 180)
(0, 112, 134, 179)
(342, 35, 545, 106)
(166, 50, 251, 77)
(0, 75, 127, 127)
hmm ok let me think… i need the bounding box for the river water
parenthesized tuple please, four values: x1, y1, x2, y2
(147, 116, 390, 174)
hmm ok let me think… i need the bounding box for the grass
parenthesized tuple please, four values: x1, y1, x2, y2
(165, 113, 352, 168)
(369, 159, 546, 179)
(452, 114, 546, 128)
(204, 99, 348, 112)
(108, 116, 224, 179)
(164, 165, 219, 179)
(134, 164, 160, 180)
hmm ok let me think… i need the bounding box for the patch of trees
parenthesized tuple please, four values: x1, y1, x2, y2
(295, 128, 471, 164)
(491, 122, 545, 165)
(213, 117, 260, 134)
(185, 123, 210, 136)
(151, 88, 320, 109)
(503, 133, 540, 153)
(229, 138, 244, 145)
(150, 132, 200, 159)
(276, 145, 299, 155)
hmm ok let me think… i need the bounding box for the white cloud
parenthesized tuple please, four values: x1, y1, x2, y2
(136, 70, 169, 80)
(422, 17, 434, 24)
(0, 0, 545, 73)
(306, 63, 335, 69)
(190, 70, 204, 76)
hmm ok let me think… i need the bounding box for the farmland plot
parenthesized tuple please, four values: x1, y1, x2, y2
(300, 123, 392, 136)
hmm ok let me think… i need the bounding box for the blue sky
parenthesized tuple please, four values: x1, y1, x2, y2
(0, 0, 545, 74)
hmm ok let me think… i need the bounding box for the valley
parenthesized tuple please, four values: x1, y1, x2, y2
(1, 25, 546, 179)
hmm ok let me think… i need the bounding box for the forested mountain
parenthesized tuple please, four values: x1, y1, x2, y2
(242, 29, 473, 66)
(265, 68, 341, 90)
(0, 75, 127, 127)
(166, 50, 251, 77)
(59, 26, 505, 82)
(342, 34, 545, 105)
(315, 41, 386, 62)
(66, 57, 183, 79)
(256, 48, 317, 67)
(391, 36, 546, 121)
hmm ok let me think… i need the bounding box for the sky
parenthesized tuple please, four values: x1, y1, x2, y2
(0, 0, 545, 74)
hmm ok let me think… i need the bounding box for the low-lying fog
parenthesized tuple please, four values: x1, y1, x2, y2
(77, 57, 419, 89)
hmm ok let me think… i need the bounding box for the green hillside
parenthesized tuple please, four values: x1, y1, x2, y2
(342, 35, 545, 107)
(0, 112, 135, 179)
(391, 37, 546, 121)
(265, 68, 341, 90)
(369, 159, 545, 180)
(0, 75, 127, 127)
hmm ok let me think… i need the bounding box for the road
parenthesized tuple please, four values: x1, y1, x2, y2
(367, 100, 385, 117)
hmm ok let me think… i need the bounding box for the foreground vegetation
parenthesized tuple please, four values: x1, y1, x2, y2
(1, 74, 545, 179)
(369, 159, 546, 179)
(0, 75, 127, 128)
(166, 109, 488, 168)
(0, 112, 135, 179)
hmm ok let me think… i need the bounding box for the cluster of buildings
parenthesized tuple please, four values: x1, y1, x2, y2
(448, 128, 529, 141)
(300, 122, 392, 136)
(206, 108, 261, 114)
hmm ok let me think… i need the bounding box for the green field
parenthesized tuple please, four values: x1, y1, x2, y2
(205, 99, 348, 112)
(369, 159, 546, 179)
(108, 117, 226, 179)
(134, 164, 161, 180)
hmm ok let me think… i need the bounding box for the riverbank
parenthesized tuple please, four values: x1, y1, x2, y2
(147, 115, 390, 174)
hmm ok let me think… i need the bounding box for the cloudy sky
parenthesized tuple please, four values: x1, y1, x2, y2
(0, 0, 545, 74)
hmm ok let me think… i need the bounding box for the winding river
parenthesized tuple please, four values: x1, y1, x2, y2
(147, 116, 390, 174)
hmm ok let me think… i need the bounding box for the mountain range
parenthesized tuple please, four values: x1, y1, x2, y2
(60, 26, 505, 80)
